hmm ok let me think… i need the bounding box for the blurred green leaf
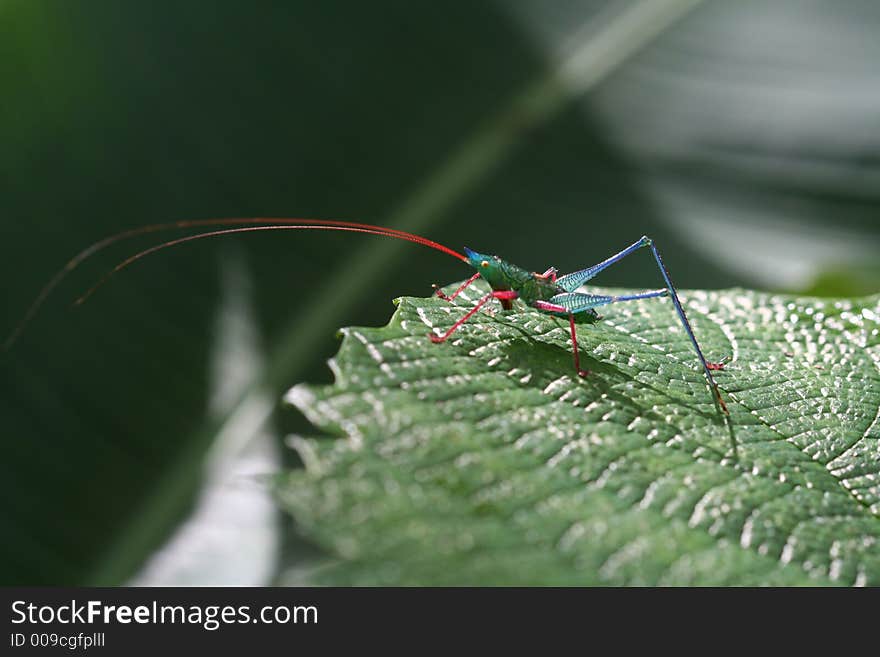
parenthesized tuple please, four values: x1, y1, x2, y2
(803, 266, 880, 299)
(280, 282, 880, 585)
(518, 0, 880, 290)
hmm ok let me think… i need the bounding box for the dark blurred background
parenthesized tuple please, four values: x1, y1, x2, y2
(1, 0, 878, 585)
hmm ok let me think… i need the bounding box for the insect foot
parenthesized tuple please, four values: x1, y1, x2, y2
(431, 284, 452, 301)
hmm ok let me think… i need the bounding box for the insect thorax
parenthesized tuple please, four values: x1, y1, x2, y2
(497, 260, 563, 304)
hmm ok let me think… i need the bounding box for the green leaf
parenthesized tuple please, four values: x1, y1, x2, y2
(279, 282, 880, 585)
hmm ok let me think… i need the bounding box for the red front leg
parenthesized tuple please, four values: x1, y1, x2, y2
(433, 272, 481, 302)
(429, 290, 518, 343)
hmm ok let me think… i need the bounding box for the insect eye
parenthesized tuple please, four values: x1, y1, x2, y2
(480, 260, 489, 268)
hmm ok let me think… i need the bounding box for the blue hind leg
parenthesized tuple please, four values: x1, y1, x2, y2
(534, 291, 668, 379)
(553, 238, 729, 415)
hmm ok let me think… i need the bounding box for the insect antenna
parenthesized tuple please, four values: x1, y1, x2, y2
(4, 219, 467, 349)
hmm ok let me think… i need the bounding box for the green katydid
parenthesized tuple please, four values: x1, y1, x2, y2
(5, 218, 728, 414)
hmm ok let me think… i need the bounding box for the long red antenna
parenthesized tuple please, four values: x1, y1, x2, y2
(4, 218, 467, 349)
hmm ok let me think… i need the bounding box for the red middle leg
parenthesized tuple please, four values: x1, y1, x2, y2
(568, 314, 590, 377)
(537, 267, 558, 283)
(532, 301, 590, 377)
